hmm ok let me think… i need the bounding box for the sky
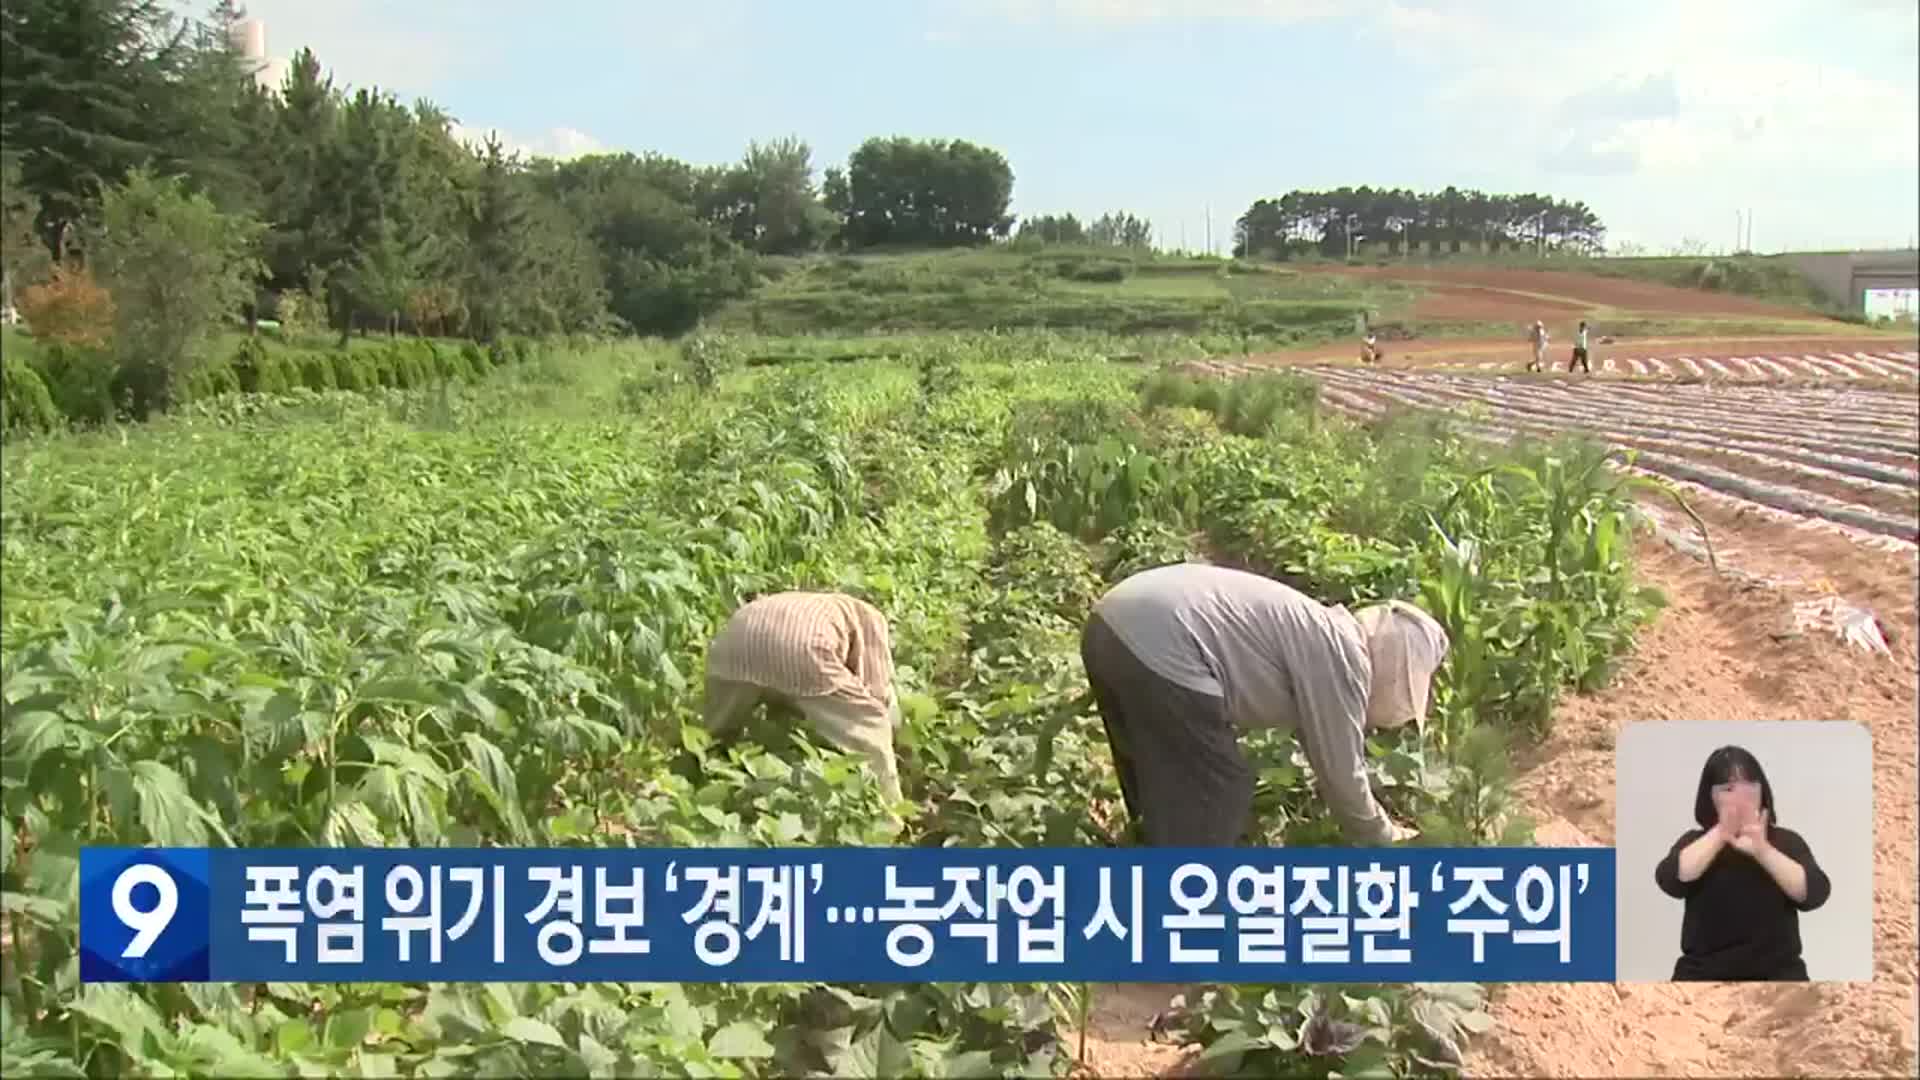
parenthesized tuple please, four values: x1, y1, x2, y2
(191, 0, 1918, 254)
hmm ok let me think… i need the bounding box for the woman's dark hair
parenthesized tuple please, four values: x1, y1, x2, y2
(1692, 744, 1777, 828)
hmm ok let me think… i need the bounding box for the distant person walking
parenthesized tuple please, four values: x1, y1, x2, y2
(1527, 320, 1549, 372)
(702, 591, 905, 805)
(1569, 320, 1592, 373)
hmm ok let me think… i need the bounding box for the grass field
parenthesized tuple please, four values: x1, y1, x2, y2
(719, 249, 1412, 342)
(1, 333, 1673, 1077)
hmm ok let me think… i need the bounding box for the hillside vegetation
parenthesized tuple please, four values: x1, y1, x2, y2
(712, 248, 1403, 340)
(707, 245, 1876, 341)
(1485, 252, 1841, 311)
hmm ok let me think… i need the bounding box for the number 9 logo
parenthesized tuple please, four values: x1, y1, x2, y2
(112, 863, 179, 959)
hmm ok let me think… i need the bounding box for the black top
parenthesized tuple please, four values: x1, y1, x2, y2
(1653, 826, 1832, 981)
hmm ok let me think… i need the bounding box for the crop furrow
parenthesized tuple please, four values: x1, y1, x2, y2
(1584, 374, 1918, 418)
(1370, 382, 1920, 490)
(1836, 351, 1913, 379)
(1791, 353, 1865, 379)
(1317, 370, 1919, 457)
(1499, 378, 1916, 440)
(1317, 383, 1918, 552)
(1735, 356, 1800, 379)
(1433, 351, 1918, 383)
(1318, 381, 1913, 544)
(1447, 383, 1920, 475)
(1486, 382, 1919, 452)
(1586, 352, 1918, 382)
(1312, 374, 1920, 541)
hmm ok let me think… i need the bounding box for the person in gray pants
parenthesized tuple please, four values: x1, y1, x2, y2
(1081, 563, 1449, 847)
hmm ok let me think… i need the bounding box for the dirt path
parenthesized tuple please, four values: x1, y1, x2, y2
(1466, 514, 1919, 1078)
(1246, 334, 1916, 372)
(1071, 984, 1192, 1077)
(1066, 507, 1918, 1078)
(1295, 263, 1849, 320)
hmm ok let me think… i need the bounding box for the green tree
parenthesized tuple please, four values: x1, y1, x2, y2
(1087, 211, 1151, 249)
(258, 48, 341, 292)
(736, 136, 826, 254)
(0, 0, 194, 258)
(461, 133, 531, 342)
(518, 196, 610, 333)
(87, 168, 263, 414)
(343, 219, 426, 335)
(840, 136, 1014, 248)
(330, 86, 437, 336)
(2, 154, 52, 314)
(1016, 213, 1086, 246)
(1233, 186, 1608, 260)
(167, 0, 270, 218)
(532, 151, 756, 335)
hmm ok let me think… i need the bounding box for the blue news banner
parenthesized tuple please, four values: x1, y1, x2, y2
(80, 846, 1615, 985)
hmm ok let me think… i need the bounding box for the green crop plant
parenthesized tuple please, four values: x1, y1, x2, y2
(1, 353, 61, 436)
(2, 335, 1660, 1078)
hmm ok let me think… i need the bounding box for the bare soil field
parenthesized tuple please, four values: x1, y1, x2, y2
(1427, 345, 1919, 382)
(1303, 263, 1832, 320)
(1067, 358, 1920, 1079)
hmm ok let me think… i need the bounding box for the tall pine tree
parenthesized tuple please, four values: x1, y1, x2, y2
(462, 133, 530, 342)
(0, 0, 193, 257)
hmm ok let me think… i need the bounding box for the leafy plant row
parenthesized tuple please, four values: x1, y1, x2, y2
(976, 367, 1672, 1076)
(2, 334, 556, 438)
(2, 348, 1665, 1078)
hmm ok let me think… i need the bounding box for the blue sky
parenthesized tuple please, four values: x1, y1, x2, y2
(203, 0, 1917, 254)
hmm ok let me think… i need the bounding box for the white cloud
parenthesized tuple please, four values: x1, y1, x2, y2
(447, 123, 607, 162)
(982, 0, 1355, 23)
(1058, 0, 1346, 19)
(1369, 0, 1918, 178)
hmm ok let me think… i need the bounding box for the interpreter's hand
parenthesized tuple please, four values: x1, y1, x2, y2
(1711, 782, 1758, 842)
(1712, 806, 1746, 844)
(1729, 809, 1773, 857)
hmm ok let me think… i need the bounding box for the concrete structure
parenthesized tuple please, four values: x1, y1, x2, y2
(226, 17, 285, 91)
(231, 17, 265, 61)
(1784, 249, 1920, 312)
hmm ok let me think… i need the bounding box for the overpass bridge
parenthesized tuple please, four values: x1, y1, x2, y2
(1783, 249, 1919, 313)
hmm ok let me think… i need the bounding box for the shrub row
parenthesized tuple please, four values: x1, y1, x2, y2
(2, 335, 547, 437)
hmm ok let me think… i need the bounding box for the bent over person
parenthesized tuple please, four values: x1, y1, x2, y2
(703, 591, 904, 804)
(1082, 563, 1450, 847)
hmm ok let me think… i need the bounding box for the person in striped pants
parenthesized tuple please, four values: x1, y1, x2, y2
(1082, 563, 1448, 847)
(702, 591, 905, 805)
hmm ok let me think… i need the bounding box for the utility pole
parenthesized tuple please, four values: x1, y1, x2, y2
(1205, 204, 1213, 257)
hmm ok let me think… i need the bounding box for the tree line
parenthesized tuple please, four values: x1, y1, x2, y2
(1012, 212, 1155, 250)
(1234, 187, 1607, 260)
(1, 0, 1625, 416)
(0, 0, 1027, 357)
